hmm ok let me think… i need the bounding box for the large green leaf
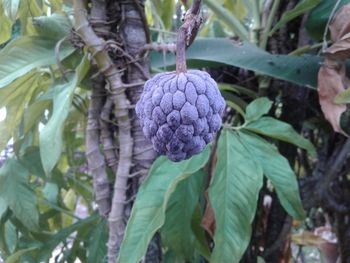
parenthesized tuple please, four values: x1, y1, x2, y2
(245, 97, 273, 122)
(245, 116, 316, 156)
(150, 38, 321, 87)
(0, 36, 75, 89)
(39, 55, 89, 175)
(306, 0, 350, 40)
(269, 0, 322, 36)
(239, 131, 305, 220)
(161, 170, 206, 261)
(209, 129, 263, 263)
(0, 159, 39, 231)
(118, 147, 210, 263)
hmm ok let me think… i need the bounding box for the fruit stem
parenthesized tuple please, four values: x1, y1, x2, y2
(176, 0, 202, 74)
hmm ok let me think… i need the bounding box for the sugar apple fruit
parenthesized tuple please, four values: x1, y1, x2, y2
(136, 70, 225, 162)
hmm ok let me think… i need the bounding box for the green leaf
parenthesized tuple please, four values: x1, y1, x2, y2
(0, 36, 75, 89)
(151, 38, 321, 88)
(43, 182, 59, 204)
(0, 3, 13, 44)
(87, 219, 108, 263)
(269, 0, 322, 36)
(335, 88, 350, 104)
(39, 55, 89, 175)
(32, 13, 72, 40)
(5, 247, 38, 263)
(3, 0, 20, 21)
(4, 221, 17, 253)
(37, 214, 99, 262)
(0, 72, 38, 153)
(238, 131, 305, 220)
(0, 196, 7, 218)
(245, 116, 316, 156)
(203, 0, 249, 40)
(161, 170, 206, 261)
(0, 159, 39, 231)
(306, 0, 350, 40)
(191, 206, 211, 261)
(118, 147, 210, 263)
(245, 97, 273, 122)
(209, 129, 263, 263)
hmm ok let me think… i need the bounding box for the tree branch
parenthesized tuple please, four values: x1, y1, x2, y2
(176, 0, 202, 73)
(73, 1, 133, 262)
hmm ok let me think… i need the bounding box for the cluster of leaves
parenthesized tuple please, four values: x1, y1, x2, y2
(0, 1, 110, 262)
(0, 0, 349, 262)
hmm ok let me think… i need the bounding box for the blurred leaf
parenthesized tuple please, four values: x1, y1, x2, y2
(62, 189, 77, 227)
(0, 159, 39, 231)
(161, 170, 206, 261)
(0, 197, 7, 218)
(5, 247, 38, 263)
(292, 231, 325, 246)
(40, 55, 89, 175)
(239, 131, 305, 220)
(87, 219, 108, 263)
(19, 146, 46, 178)
(203, 0, 249, 40)
(245, 97, 273, 122)
(209, 129, 263, 263)
(270, 0, 322, 36)
(0, 72, 38, 153)
(224, 0, 247, 21)
(0, 3, 13, 44)
(219, 83, 258, 99)
(335, 88, 350, 104)
(43, 182, 59, 204)
(151, 38, 321, 87)
(118, 147, 210, 263)
(245, 116, 316, 156)
(191, 206, 211, 261)
(37, 214, 99, 262)
(23, 100, 51, 134)
(306, 0, 350, 40)
(0, 36, 75, 89)
(32, 13, 72, 39)
(3, 0, 20, 21)
(4, 221, 17, 253)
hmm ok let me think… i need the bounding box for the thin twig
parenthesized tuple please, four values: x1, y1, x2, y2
(176, 0, 202, 73)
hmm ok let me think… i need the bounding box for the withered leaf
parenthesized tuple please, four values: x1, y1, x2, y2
(318, 59, 348, 135)
(329, 4, 350, 42)
(324, 32, 350, 60)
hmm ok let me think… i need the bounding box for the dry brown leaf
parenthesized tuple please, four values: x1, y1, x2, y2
(329, 4, 350, 42)
(324, 32, 350, 60)
(318, 59, 348, 135)
(292, 231, 326, 246)
(201, 191, 215, 237)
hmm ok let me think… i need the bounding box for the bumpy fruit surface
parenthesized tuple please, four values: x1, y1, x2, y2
(136, 70, 225, 162)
